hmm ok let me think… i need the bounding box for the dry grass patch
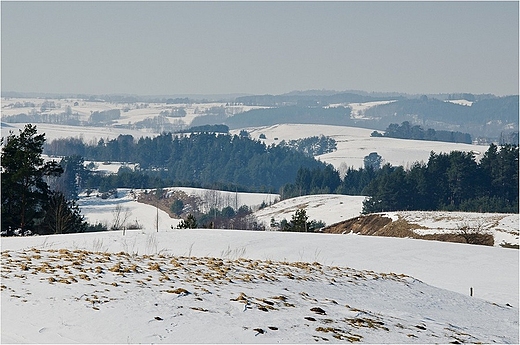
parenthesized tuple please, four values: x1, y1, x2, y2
(315, 327, 363, 342)
(165, 287, 190, 295)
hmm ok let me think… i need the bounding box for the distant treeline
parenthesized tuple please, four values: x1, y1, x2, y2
(372, 121, 472, 144)
(280, 144, 518, 214)
(45, 133, 327, 192)
(225, 105, 353, 129)
(235, 92, 399, 106)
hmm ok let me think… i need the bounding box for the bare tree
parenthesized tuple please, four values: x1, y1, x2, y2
(112, 204, 131, 231)
(203, 189, 222, 213)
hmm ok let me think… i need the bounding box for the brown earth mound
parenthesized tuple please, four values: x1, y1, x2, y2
(322, 214, 494, 246)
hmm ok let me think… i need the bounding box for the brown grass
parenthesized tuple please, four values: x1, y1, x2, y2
(323, 214, 494, 246)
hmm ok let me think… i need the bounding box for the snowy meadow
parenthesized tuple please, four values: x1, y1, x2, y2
(1, 189, 518, 343)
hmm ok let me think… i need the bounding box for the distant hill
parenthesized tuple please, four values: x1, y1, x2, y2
(235, 92, 400, 107)
(224, 105, 354, 129)
(364, 95, 519, 138)
(230, 92, 518, 140)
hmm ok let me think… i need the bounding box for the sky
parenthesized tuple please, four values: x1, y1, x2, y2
(1, 1, 518, 96)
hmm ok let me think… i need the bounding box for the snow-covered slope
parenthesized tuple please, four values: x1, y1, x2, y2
(383, 210, 519, 247)
(254, 194, 365, 227)
(78, 188, 280, 231)
(2, 188, 518, 343)
(1, 228, 518, 343)
(232, 124, 486, 170)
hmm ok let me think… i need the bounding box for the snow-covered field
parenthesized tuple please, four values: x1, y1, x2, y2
(2, 222, 518, 343)
(3, 189, 518, 343)
(1, 122, 156, 143)
(233, 124, 486, 170)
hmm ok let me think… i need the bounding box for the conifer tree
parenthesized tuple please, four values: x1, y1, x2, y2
(1, 125, 88, 235)
(1, 125, 63, 234)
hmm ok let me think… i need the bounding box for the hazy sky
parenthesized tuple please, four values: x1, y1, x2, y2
(1, 1, 518, 96)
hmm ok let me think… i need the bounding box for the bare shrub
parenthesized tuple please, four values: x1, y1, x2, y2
(456, 221, 494, 246)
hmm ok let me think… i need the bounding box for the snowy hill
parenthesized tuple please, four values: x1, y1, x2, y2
(254, 194, 365, 227)
(231, 123, 486, 170)
(2, 189, 519, 343)
(2, 226, 518, 343)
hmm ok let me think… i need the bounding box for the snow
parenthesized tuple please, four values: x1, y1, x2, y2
(1, 122, 155, 144)
(235, 123, 486, 170)
(2, 190, 519, 343)
(254, 194, 365, 227)
(347, 100, 397, 119)
(445, 99, 474, 106)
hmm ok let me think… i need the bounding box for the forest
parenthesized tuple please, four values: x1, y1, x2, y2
(44, 132, 329, 192)
(282, 144, 518, 214)
(372, 121, 472, 144)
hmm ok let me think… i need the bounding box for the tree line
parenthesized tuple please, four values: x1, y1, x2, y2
(371, 121, 472, 144)
(279, 144, 518, 213)
(362, 144, 518, 213)
(45, 132, 329, 192)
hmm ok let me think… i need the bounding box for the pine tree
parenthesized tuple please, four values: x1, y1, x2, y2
(1, 125, 63, 234)
(42, 191, 86, 234)
(177, 213, 198, 229)
(284, 208, 310, 232)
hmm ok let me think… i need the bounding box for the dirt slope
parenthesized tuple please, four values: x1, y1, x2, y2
(322, 214, 494, 246)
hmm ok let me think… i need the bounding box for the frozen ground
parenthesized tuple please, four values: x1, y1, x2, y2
(1, 189, 518, 344)
(1, 226, 518, 343)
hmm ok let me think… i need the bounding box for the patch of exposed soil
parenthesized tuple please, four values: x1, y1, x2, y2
(322, 214, 494, 246)
(137, 190, 201, 219)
